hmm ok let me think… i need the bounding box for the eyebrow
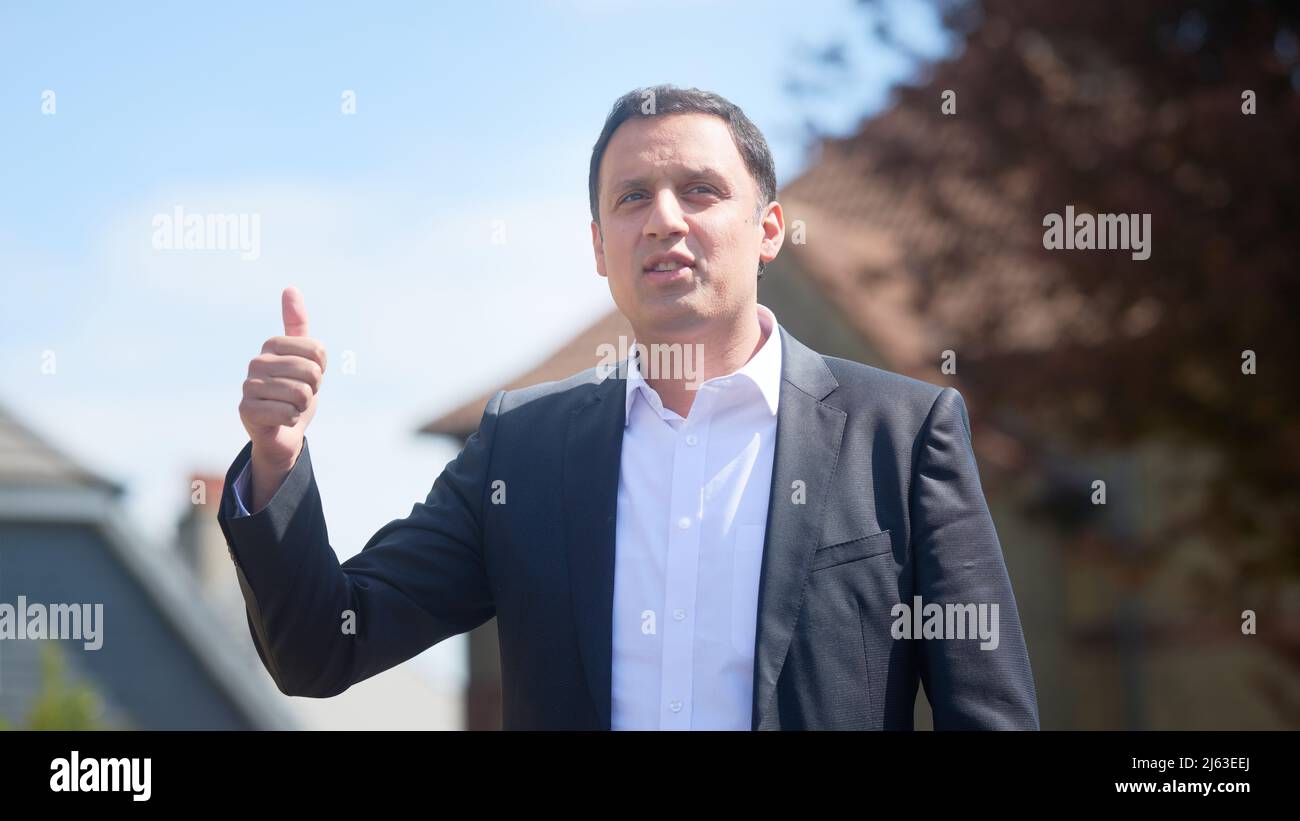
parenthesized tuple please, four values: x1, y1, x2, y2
(611, 167, 730, 198)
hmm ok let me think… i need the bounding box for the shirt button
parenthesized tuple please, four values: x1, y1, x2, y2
(677, 517, 691, 530)
(685, 434, 698, 446)
(673, 608, 686, 621)
(669, 700, 683, 713)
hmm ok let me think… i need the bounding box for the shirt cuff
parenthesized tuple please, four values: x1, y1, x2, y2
(230, 460, 253, 517)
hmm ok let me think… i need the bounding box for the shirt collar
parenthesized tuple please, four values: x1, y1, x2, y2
(623, 303, 783, 426)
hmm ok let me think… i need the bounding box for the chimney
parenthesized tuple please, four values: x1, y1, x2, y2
(176, 471, 235, 597)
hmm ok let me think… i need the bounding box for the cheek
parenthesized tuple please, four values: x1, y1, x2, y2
(700, 213, 750, 254)
(697, 223, 747, 272)
(604, 227, 637, 271)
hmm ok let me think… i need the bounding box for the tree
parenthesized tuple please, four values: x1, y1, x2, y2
(0, 643, 108, 731)
(796, 0, 1299, 591)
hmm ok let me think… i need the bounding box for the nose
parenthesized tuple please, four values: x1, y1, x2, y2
(643, 189, 688, 240)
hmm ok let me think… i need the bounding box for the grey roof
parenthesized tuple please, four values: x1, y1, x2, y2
(0, 402, 122, 494)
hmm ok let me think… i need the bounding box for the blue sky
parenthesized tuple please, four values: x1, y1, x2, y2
(0, 0, 950, 687)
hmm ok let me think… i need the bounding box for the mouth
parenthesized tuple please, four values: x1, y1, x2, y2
(642, 252, 696, 283)
(642, 262, 693, 283)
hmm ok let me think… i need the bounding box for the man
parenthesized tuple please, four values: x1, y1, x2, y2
(219, 85, 1039, 730)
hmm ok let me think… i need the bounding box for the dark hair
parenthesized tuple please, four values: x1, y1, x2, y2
(588, 84, 777, 279)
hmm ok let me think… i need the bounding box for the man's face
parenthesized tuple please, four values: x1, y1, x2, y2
(591, 112, 783, 337)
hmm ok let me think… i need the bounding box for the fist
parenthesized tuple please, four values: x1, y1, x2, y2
(239, 286, 327, 470)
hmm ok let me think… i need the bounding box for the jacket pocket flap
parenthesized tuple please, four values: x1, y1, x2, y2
(811, 530, 893, 571)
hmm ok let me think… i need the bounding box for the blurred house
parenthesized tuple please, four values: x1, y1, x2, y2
(0, 398, 462, 730)
(0, 402, 293, 730)
(419, 103, 1300, 730)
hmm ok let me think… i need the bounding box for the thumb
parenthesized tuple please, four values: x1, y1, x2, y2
(281, 286, 310, 337)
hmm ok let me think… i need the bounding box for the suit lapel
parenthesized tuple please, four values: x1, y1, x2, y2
(752, 328, 845, 730)
(563, 367, 626, 730)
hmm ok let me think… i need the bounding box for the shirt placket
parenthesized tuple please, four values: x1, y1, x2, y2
(657, 391, 713, 729)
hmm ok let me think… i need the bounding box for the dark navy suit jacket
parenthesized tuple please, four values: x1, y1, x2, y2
(217, 326, 1040, 729)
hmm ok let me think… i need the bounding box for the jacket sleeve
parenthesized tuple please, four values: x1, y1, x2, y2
(909, 387, 1040, 729)
(215, 390, 504, 698)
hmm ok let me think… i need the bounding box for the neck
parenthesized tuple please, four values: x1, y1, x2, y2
(637, 307, 765, 418)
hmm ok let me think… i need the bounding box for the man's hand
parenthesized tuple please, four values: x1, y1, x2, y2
(238, 286, 327, 512)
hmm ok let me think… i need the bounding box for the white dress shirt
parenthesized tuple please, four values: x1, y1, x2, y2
(611, 304, 782, 729)
(230, 304, 784, 731)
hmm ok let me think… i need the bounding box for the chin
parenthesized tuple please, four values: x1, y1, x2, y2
(638, 299, 714, 332)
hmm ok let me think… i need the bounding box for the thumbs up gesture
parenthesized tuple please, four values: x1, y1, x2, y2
(239, 287, 327, 507)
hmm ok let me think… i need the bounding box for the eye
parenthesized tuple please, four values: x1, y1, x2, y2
(617, 191, 646, 205)
(689, 184, 718, 195)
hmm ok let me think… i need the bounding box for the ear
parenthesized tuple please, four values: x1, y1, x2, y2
(758, 200, 785, 266)
(591, 220, 607, 278)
